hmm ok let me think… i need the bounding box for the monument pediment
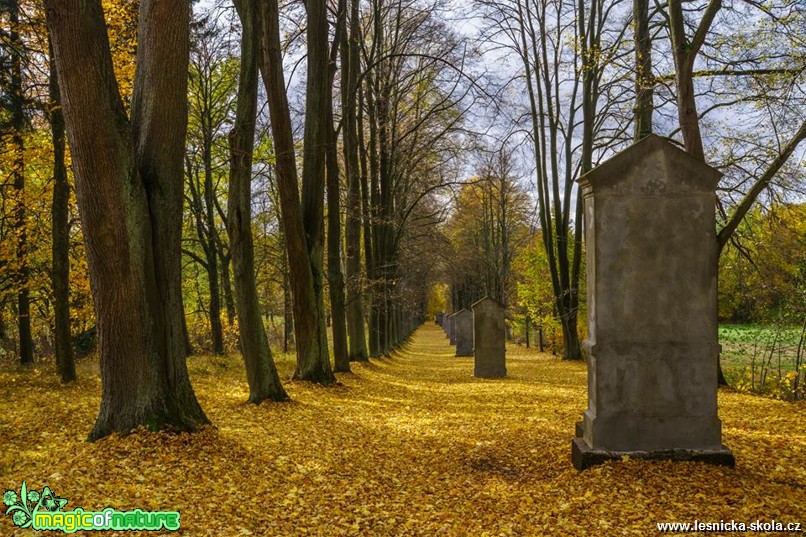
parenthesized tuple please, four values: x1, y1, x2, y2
(577, 134, 722, 195)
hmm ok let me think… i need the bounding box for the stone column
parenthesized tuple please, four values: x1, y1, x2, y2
(571, 134, 734, 470)
(453, 309, 473, 357)
(471, 297, 506, 377)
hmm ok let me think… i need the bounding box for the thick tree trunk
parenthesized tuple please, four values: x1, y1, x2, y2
(342, 0, 368, 362)
(9, 0, 33, 365)
(298, 0, 336, 382)
(257, 0, 334, 384)
(229, 0, 288, 403)
(49, 38, 76, 383)
(45, 0, 208, 440)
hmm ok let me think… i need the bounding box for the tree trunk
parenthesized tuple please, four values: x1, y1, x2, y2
(9, 0, 33, 366)
(342, 0, 368, 362)
(667, 0, 721, 161)
(298, 0, 336, 381)
(358, 87, 378, 358)
(327, 118, 350, 372)
(221, 254, 236, 326)
(45, 0, 209, 440)
(229, 0, 288, 403)
(203, 139, 225, 354)
(257, 0, 334, 384)
(327, 0, 350, 373)
(181, 298, 194, 356)
(633, 0, 653, 140)
(49, 37, 76, 383)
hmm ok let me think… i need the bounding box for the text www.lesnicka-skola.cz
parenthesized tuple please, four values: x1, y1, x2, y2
(656, 520, 802, 533)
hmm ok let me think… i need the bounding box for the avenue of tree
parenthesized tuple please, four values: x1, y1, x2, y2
(0, 0, 803, 436)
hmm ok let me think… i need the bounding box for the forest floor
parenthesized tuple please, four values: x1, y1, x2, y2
(0, 324, 805, 536)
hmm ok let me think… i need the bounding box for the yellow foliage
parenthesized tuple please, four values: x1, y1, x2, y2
(0, 325, 804, 535)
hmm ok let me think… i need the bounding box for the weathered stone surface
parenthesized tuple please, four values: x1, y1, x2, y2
(448, 313, 457, 345)
(572, 134, 734, 469)
(471, 297, 506, 377)
(453, 309, 473, 357)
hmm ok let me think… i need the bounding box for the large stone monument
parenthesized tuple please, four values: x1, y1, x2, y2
(448, 313, 457, 345)
(453, 309, 473, 357)
(571, 134, 734, 470)
(471, 297, 506, 377)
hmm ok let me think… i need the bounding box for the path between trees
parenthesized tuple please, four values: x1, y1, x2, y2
(0, 324, 804, 535)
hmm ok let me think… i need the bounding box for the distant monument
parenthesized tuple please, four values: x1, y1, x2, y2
(471, 297, 506, 377)
(571, 134, 734, 470)
(453, 310, 473, 357)
(436, 312, 444, 326)
(448, 313, 457, 345)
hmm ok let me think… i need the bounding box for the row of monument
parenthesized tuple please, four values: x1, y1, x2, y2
(436, 136, 735, 471)
(436, 296, 506, 378)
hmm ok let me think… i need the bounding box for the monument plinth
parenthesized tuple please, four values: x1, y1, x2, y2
(471, 297, 506, 377)
(572, 134, 734, 470)
(453, 309, 473, 357)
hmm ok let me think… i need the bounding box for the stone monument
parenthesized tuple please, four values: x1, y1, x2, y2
(571, 134, 734, 470)
(453, 309, 473, 357)
(436, 312, 444, 326)
(448, 313, 457, 345)
(471, 297, 506, 377)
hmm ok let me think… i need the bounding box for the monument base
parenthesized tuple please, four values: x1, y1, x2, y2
(571, 435, 735, 471)
(455, 352, 473, 357)
(473, 367, 506, 378)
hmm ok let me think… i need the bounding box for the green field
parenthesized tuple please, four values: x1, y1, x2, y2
(719, 324, 805, 398)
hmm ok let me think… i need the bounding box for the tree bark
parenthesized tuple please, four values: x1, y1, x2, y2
(49, 37, 76, 383)
(298, 0, 336, 381)
(220, 253, 236, 325)
(9, 0, 33, 365)
(257, 0, 334, 384)
(203, 138, 225, 354)
(229, 0, 288, 403)
(633, 0, 653, 140)
(668, 0, 721, 161)
(342, 0, 368, 362)
(327, 0, 350, 373)
(45, 0, 209, 440)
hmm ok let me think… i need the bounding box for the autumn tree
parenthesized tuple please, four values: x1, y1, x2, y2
(326, 0, 349, 372)
(360, 0, 481, 354)
(475, 0, 632, 359)
(257, 0, 334, 383)
(184, 13, 238, 354)
(341, 0, 368, 362)
(49, 36, 75, 382)
(1, 0, 34, 365)
(445, 146, 531, 311)
(228, 0, 288, 402)
(45, 0, 208, 439)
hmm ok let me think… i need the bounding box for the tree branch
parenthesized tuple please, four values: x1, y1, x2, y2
(717, 118, 806, 252)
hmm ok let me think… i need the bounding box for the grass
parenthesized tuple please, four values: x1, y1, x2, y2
(719, 324, 806, 399)
(0, 324, 804, 535)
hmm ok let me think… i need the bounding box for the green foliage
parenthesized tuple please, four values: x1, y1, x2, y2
(719, 203, 806, 323)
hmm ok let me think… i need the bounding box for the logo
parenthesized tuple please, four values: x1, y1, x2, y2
(3, 482, 180, 533)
